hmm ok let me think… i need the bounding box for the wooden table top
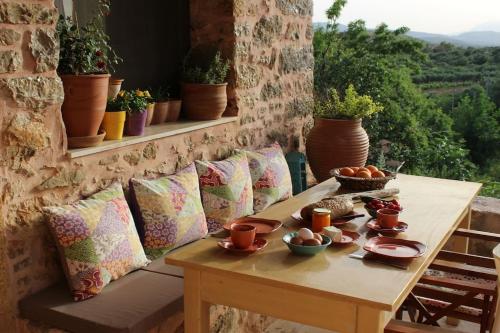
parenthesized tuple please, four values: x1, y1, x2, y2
(165, 174, 481, 311)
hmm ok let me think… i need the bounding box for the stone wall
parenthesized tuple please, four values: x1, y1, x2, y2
(0, 0, 313, 332)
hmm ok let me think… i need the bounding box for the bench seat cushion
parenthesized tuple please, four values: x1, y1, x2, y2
(19, 270, 183, 333)
(141, 256, 184, 278)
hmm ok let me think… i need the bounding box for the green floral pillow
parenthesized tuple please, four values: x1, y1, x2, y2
(44, 183, 149, 301)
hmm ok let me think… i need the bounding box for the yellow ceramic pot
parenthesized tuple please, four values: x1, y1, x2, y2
(102, 111, 126, 140)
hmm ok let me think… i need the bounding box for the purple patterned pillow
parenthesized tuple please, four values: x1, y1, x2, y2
(43, 183, 149, 301)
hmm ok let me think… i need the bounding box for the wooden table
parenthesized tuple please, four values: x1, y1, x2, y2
(165, 174, 481, 333)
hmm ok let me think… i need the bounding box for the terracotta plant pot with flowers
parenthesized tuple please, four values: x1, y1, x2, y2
(306, 84, 384, 182)
(181, 49, 230, 120)
(57, 1, 121, 147)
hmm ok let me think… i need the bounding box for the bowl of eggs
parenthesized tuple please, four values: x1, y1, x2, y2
(283, 228, 332, 255)
(330, 165, 396, 191)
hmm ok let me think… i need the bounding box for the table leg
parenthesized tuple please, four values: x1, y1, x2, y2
(445, 205, 472, 254)
(356, 305, 385, 333)
(184, 268, 210, 333)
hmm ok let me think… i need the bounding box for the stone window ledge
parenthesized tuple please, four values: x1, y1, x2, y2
(69, 117, 238, 158)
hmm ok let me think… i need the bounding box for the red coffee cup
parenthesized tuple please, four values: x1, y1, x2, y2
(230, 224, 256, 249)
(377, 208, 400, 229)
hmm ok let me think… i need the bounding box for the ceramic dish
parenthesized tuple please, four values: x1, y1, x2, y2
(217, 238, 268, 254)
(366, 220, 408, 234)
(331, 230, 361, 245)
(363, 236, 426, 259)
(283, 232, 332, 255)
(223, 217, 282, 235)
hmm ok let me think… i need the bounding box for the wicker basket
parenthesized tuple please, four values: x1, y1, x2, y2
(330, 168, 396, 191)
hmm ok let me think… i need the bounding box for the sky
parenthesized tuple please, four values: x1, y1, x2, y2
(313, 0, 500, 34)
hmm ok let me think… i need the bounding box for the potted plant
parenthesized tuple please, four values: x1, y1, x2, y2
(167, 85, 182, 122)
(151, 86, 170, 125)
(103, 91, 127, 140)
(57, 0, 121, 142)
(125, 90, 149, 136)
(181, 50, 230, 120)
(108, 78, 124, 99)
(306, 84, 384, 182)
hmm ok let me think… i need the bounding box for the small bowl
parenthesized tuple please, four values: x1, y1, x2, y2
(282, 232, 332, 256)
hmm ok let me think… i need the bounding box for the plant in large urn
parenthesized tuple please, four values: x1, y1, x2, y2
(57, 0, 122, 147)
(306, 84, 383, 182)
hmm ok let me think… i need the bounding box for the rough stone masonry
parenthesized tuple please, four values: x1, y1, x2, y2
(0, 0, 314, 332)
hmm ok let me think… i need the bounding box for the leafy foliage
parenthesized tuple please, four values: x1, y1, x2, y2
(107, 90, 151, 114)
(314, 85, 383, 119)
(152, 85, 170, 102)
(57, 0, 121, 75)
(182, 50, 230, 84)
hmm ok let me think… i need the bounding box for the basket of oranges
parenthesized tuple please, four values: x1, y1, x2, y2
(330, 165, 396, 191)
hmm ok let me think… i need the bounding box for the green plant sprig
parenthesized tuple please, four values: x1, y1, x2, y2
(314, 84, 384, 120)
(182, 50, 230, 84)
(107, 90, 150, 113)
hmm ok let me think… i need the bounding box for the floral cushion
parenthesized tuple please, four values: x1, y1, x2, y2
(130, 163, 208, 259)
(195, 151, 254, 232)
(245, 144, 293, 212)
(43, 182, 149, 301)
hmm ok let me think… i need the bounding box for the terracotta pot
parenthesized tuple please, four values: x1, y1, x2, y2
(166, 99, 182, 122)
(108, 78, 124, 99)
(61, 74, 110, 137)
(306, 118, 369, 182)
(102, 111, 126, 140)
(145, 103, 155, 127)
(182, 83, 227, 120)
(151, 101, 169, 124)
(126, 110, 147, 136)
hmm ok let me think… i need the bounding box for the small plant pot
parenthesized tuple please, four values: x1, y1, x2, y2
(151, 101, 169, 124)
(126, 110, 147, 136)
(182, 83, 227, 120)
(145, 103, 155, 127)
(166, 99, 182, 122)
(108, 78, 124, 100)
(102, 111, 126, 140)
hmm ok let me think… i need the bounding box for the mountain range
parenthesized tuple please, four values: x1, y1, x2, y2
(313, 23, 500, 47)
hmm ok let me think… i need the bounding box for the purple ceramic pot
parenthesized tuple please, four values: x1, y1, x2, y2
(126, 110, 147, 136)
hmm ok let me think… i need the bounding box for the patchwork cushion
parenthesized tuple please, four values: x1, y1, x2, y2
(130, 163, 208, 259)
(43, 183, 149, 301)
(195, 151, 254, 232)
(245, 144, 293, 212)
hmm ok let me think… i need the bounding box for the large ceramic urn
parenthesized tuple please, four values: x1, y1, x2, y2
(306, 118, 369, 182)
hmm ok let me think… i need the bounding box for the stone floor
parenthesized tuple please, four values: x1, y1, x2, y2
(264, 317, 479, 332)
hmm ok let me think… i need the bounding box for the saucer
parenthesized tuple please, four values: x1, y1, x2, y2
(366, 220, 408, 234)
(223, 217, 282, 235)
(217, 238, 268, 254)
(331, 230, 360, 245)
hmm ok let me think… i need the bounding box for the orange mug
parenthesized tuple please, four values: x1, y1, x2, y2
(230, 224, 256, 249)
(377, 208, 400, 228)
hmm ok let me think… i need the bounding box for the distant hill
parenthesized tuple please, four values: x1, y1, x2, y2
(313, 22, 500, 47)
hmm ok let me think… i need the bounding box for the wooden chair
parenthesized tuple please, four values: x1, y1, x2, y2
(387, 228, 500, 333)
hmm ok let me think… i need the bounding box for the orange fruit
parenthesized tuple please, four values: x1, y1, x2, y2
(356, 170, 372, 178)
(351, 167, 360, 173)
(366, 165, 379, 173)
(339, 167, 355, 177)
(358, 167, 371, 174)
(372, 170, 386, 178)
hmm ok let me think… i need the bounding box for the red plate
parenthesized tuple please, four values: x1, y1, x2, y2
(291, 210, 353, 227)
(363, 236, 426, 259)
(331, 230, 360, 245)
(217, 238, 268, 254)
(223, 217, 282, 235)
(366, 220, 408, 234)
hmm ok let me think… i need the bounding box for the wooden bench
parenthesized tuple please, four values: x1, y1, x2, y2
(385, 319, 465, 333)
(19, 263, 185, 333)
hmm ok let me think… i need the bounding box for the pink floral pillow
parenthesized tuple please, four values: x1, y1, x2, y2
(195, 151, 254, 232)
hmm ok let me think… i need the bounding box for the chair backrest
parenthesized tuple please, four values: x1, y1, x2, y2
(493, 244, 500, 333)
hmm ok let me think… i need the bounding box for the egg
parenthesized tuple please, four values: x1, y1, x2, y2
(303, 238, 322, 246)
(298, 228, 314, 240)
(313, 233, 323, 242)
(290, 237, 304, 245)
